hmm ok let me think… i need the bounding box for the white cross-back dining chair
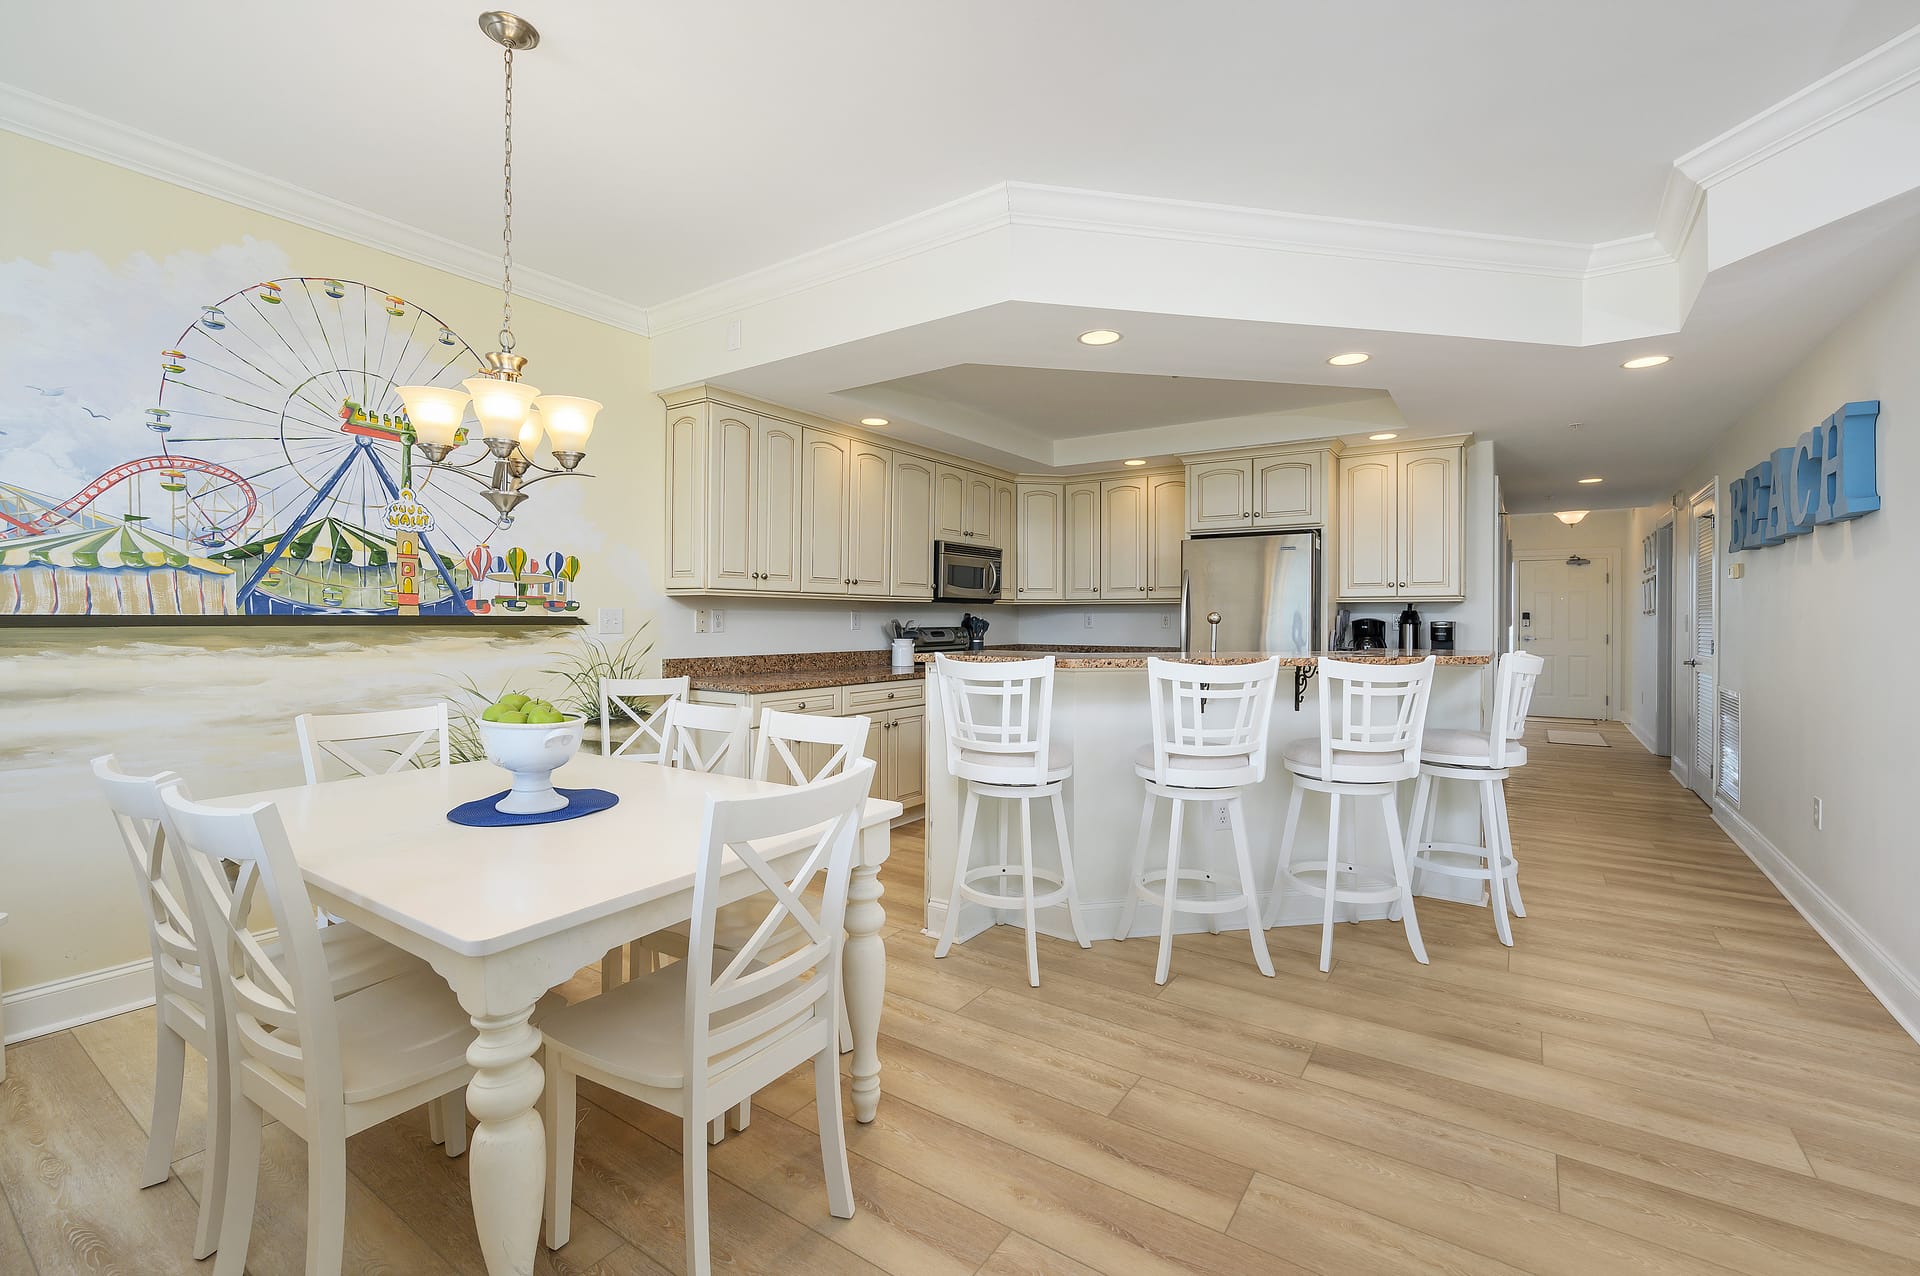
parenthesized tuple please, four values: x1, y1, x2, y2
(662, 699, 751, 776)
(90, 755, 430, 1262)
(538, 760, 876, 1276)
(294, 704, 450, 785)
(630, 708, 871, 1099)
(599, 676, 689, 759)
(159, 785, 550, 1276)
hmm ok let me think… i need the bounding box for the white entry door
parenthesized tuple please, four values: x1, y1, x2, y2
(1679, 489, 1718, 806)
(1516, 553, 1612, 719)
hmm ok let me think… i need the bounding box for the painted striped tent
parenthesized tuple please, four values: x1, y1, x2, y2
(0, 520, 236, 616)
(215, 518, 464, 571)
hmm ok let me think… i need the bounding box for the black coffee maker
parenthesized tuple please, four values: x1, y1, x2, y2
(1350, 618, 1388, 650)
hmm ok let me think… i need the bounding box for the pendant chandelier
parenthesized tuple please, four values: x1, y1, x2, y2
(397, 10, 600, 525)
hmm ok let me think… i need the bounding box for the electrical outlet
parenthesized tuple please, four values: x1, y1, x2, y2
(596, 607, 624, 635)
(1083, 613, 1094, 629)
(694, 609, 709, 634)
(710, 609, 726, 633)
(850, 611, 862, 630)
(1161, 613, 1171, 629)
(1813, 796, 1823, 830)
(1212, 802, 1232, 829)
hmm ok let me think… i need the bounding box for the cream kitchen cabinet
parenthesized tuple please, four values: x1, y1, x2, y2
(664, 401, 804, 592)
(1063, 481, 1101, 600)
(692, 679, 926, 808)
(993, 479, 1016, 560)
(891, 453, 936, 599)
(935, 463, 1001, 545)
(1336, 442, 1464, 601)
(1100, 476, 1150, 598)
(754, 416, 804, 590)
(1147, 473, 1186, 599)
(1184, 449, 1322, 532)
(1015, 483, 1064, 600)
(801, 429, 893, 596)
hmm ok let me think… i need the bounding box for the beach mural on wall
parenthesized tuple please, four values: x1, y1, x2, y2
(0, 242, 589, 618)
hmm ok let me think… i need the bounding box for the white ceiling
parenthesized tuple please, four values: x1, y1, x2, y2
(2, 1, 1916, 306)
(7, 2, 1920, 511)
(847, 365, 1387, 442)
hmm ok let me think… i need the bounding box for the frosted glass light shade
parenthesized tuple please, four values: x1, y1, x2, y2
(1555, 510, 1591, 525)
(532, 395, 601, 451)
(516, 411, 545, 457)
(394, 385, 470, 449)
(463, 376, 541, 442)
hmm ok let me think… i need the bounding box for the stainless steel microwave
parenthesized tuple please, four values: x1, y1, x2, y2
(933, 540, 1002, 602)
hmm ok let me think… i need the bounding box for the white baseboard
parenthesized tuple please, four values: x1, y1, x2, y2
(3, 954, 158, 1046)
(1625, 718, 1660, 755)
(1713, 801, 1920, 1045)
(3, 926, 283, 1047)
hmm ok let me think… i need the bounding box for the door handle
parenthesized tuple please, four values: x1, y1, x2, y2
(1683, 659, 1699, 667)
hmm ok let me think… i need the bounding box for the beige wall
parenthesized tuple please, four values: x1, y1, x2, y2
(1507, 510, 1633, 721)
(1, 132, 663, 994)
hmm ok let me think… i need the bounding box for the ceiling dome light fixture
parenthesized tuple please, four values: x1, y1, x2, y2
(1621, 354, 1671, 369)
(1078, 329, 1123, 346)
(396, 10, 600, 523)
(860, 417, 889, 427)
(1368, 432, 1399, 441)
(1578, 476, 1604, 485)
(1555, 510, 1591, 525)
(1328, 352, 1371, 366)
(1123, 458, 1147, 467)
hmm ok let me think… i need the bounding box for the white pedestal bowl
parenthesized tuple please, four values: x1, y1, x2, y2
(479, 715, 587, 814)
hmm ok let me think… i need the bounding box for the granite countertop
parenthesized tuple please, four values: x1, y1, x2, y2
(663, 645, 1488, 691)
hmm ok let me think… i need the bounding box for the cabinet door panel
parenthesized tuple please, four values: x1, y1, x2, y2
(848, 442, 893, 596)
(1016, 483, 1064, 600)
(892, 709, 925, 807)
(1188, 460, 1252, 531)
(1147, 474, 1185, 599)
(991, 479, 1016, 573)
(1100, 477, 1149, 599)
(863, 712, 889, 802)
(800, 429, 851, 594)
(891, 455, 936, 599)
(708, 410, 757, 589)
(666, 407, 706, 587)
(1398, 447, 1463, 598)
(1253, 456, 1318, 527)
(1064, 482, 1101, 600)
(1338, 455, 1397, 599)
(934, 466, 967, 541)
(965, 473, 996, 541)
(754, 416, 803, 590)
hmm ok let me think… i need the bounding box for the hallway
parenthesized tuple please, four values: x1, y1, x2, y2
(4, 721, 1920, 1274)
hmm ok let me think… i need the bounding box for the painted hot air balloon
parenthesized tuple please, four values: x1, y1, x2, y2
(559, 555, 580, 582)
(543, 551, 566, 579)
(467, 545, 491, 580)
(506, 546, 529, 579)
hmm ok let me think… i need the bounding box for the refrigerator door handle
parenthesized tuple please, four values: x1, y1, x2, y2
(1179, 570, 1191, 654)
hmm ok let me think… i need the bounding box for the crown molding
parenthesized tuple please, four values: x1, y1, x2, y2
(1676, 24, 1920, 188)
(645, 184, 1013, 334)
(0, 84, 650, 336)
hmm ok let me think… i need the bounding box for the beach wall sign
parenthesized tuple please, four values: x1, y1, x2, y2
(1727, 400, 1879, 552)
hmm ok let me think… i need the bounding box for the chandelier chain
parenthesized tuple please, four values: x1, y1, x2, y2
(499, 44, 515, 354)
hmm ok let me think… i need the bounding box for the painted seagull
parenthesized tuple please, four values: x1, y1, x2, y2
(25, 385, 67, 397)
(81, 407, 109, 420)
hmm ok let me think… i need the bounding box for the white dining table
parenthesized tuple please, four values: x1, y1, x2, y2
(211, 753, 902, 1276)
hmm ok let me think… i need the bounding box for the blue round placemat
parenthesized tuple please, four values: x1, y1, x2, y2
(447, 787, 620, 827)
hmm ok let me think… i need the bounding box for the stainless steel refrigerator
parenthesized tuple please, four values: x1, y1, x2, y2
(1180, 530, 1321, 656)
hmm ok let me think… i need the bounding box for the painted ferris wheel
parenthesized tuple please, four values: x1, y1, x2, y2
(149, 277, 506, 614)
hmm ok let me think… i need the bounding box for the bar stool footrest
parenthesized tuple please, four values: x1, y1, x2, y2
(1137, 868, 1252, 915)
(1284, 863, 1401, 904)
(959, 865, 1069, 911)
(1412, 843, 1519, 878)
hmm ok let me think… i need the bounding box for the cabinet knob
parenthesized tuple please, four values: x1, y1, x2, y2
(797, 702, 808, 710)
(888, 691, 896, 699)
(1400, 582, 1407, 588)
(1139, 586, 1146, 592)
(1243, 511, 1250, 517)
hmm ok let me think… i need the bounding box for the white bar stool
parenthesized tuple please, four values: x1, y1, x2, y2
(1118, 657, 1281, 984)
(1269, 656, 1436, 972)
(932, 654, 1091, 986)
(1396, 650, 1544, 947)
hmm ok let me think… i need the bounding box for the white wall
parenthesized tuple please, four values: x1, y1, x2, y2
(1636, 249, 1920, 1036)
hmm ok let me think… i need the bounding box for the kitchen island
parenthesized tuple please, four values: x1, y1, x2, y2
(923, 649, 1495, 944)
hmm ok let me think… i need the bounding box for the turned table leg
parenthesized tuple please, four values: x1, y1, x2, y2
(465, 1005, 546, 1276)
(844, 850, 888, 1123)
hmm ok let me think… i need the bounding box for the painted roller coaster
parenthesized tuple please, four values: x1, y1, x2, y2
(0, 455, 257, 541)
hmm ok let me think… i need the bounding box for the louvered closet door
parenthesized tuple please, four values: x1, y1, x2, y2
(1686, 503, 1717, 806)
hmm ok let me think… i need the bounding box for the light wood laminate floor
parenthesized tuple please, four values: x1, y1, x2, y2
(6, 720, 1920, 1274)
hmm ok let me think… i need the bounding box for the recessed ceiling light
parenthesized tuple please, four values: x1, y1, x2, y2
(1328, 352, 1371, 366)
(1123, 458, 1147, 467)
(1368, 432, 1399, 441)
(1078, 329, 1123, 346)
(1578, 476, 1604, 485)
(1621, 354, 1671, 369)
(860, 417, 889, 427)
(1555, 510, 1591, 525)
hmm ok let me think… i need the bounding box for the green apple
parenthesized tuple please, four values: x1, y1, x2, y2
(482, 704, 508, 722)
(498, 693, 531, 709)
(526, 707, 566, 724)
(491, 709, 528, 724)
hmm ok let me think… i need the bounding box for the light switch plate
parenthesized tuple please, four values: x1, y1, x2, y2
(596, 607, 624, 635)
(711, 609, 727, 633)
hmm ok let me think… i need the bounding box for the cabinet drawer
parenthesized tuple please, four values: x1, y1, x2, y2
(843, 681, 924, 711)
(757, 689, 844, 716)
